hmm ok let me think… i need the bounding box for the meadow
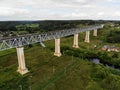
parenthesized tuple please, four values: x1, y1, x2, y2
(0, 25, 120, 90)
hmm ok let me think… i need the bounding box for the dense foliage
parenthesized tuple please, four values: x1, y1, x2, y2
(0, 20, 110, 32)
(106, 30, 120, 43)
(61, 46, 120, 68)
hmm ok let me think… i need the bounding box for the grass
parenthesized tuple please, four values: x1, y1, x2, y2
(0, 26, 120, 90)
(0, 48, 16, 57)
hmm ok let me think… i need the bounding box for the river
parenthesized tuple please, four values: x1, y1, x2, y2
(90, 58, 120, 70)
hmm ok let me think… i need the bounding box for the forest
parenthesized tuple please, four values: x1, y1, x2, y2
(0, 20, 118, 32)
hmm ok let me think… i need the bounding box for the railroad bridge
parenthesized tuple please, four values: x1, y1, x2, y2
(0, 24, 104, 75)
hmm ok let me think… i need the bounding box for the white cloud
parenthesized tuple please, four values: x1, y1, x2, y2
(115, 12, 120, 16)
(97, 12, 104, 16)
(107, 0, 119, 2)
(0, 0, 120, 20)
(107, 0, 111, 1)
(0, 7, 29, 16)
(71, 13, 87, 18)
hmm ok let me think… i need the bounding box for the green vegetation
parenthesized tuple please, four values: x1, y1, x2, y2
(0, 23, 120, 90)
(1, 20, 118, 32)
(16, 24, 40, 33)
(106, 29, 120, 43)
(0, 20, 101, 36)
(63, 47, 120, 68)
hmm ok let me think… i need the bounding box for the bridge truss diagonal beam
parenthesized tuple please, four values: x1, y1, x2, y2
(0, 25, 103, 51)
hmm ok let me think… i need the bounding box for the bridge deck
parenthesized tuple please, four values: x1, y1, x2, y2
(0, 25, 103, 51)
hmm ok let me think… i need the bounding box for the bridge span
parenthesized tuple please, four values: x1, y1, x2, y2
(0, 24, 104, 75)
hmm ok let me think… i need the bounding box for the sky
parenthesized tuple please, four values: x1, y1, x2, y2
(0, 0, 120, 21)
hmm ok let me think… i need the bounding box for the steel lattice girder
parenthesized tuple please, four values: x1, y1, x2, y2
(0, 25, 103, 51)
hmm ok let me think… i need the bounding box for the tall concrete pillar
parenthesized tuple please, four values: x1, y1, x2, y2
(93, 29, 97, 36)
(84, 31, 90, 43)
(101, 24, 104, 28)
(16, 47, 29, 75)
(54, 38, 61, 57)
(73, 33, 79, 48)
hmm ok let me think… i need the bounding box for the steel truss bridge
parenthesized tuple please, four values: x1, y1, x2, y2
(0, 25, 103, 51)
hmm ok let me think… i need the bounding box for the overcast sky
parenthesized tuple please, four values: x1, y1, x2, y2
(0, 0, 120, 21)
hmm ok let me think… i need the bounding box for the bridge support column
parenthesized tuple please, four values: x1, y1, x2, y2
(54, 38, 61, 57)
(73, 33, 79, 48)
(84, 31, 90, 43)
(93, 29, 97, 36)
(16, 47, 29, 75)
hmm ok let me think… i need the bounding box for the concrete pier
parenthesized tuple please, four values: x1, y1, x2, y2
(101, 24, 104, 28)
(93, 29, 97, 36)
(84, 31, 90, 43)
(16, 47, 29, 75)
(73, 33, 79, 48)
(54, 38, 61, 57)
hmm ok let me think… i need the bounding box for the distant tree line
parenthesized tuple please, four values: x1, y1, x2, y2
(0, 20, 109, 33)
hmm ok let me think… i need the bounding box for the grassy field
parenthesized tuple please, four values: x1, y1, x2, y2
(0, 26, 120, 90)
